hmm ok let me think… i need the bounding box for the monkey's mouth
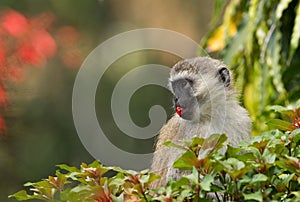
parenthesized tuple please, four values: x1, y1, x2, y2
(176, 106, 183, 116)
(175, 105, 194, 120)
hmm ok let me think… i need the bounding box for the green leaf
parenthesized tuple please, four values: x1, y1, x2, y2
(243, 191, 263, 202)
(223, 23, 250, 64)
(269, 105, 289, 112)
(170, 177, 190, 188)
(57, 164, 79, 173)
(268, 105, 296, 118)
(173, 150, 198, 170)
(250, 173, 268, 184)
(163, 141, 187, 150)
(276, 0, 293, 20)
(262, 149, 276, 164)
(290, 3, 300, 60)
(199, 134, 227, 159)
(266, 119, 293, 131)
(185, 167, 199, 184)
(189, 137, 205, 148)
(291, 128, 300, 137)
(210, 0, 226, 26)
(199, 175, 214, 191)
(276, 156, 300, 175)
(221, 158, 249, 180)
(8, 190, 38, 201)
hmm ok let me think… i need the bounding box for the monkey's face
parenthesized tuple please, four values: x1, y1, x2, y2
(171, 78, 198, 121)
(170, 57, 232, 122)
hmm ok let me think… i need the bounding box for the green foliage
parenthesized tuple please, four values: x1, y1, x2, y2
(203, 0, 300, 135)
(9, 106, 300, 201)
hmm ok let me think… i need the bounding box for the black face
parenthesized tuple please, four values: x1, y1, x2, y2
(171, 78, 198, 120)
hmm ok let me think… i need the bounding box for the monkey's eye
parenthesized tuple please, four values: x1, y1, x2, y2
(185, 78, 193, 86)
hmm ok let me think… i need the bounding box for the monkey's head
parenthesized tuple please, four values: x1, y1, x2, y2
(169, 57, 232, 122)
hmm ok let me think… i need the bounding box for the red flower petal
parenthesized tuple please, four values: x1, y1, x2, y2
(31, 30, 57, 59)
(17, 44, 46, 67)
(0, 43, 5, 67)
(1, 9, 29, 37)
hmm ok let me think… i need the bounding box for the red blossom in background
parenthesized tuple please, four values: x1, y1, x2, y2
(1, 9, 29, 37)
(0, 8, 83, 137)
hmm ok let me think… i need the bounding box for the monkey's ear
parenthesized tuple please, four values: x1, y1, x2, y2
(218, 67, 230, 87)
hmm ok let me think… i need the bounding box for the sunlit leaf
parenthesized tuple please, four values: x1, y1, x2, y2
(163, 141, 187, 151)
(57, 164, 79, 173)
(250, 173, 268, 184)
(185, 167, 199, 184)
(243, 191, 263, 202)
(199, 134, 227, 159)
(199, 175, 214, 191)
(266, 119, 293, 131)
(291, 128, 300, 137)
(173, 150, 198, 170)
(289, 2, 300, 61)
(262, 149, 276, 164)
(276, 0, 293, 20)
(8, 190, 39, 201)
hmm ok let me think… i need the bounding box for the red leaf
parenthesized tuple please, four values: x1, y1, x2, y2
(1, 9, 29, 37)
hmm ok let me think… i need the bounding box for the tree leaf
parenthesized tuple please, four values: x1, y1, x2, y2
(250, 173, 268, 184)
(243, 191, 263, 202)
(173, 150, 198, 170)
(266, 119, 293, 131)
(289, 2, 300, 61)
(185, 167, 199, 184)
(8, 190, 37, 201)
(163, 141, 186, 151)
(199, 175, 214, 191)
(276, 0, 293, 20)
(199, 134, 227, 159)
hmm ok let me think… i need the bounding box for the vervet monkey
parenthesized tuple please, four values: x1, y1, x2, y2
(151, 56, 251, 188)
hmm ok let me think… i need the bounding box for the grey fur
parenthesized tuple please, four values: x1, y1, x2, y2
(150, 57, 251, 189)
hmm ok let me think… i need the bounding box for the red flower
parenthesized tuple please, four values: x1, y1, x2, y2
(0, 115, 6, 134)
(17, 44, 46, 67)
(1, 9, 29, 37)
(0, 85, 7, 106)
(8, 66, 23, 83)
(0, 43, 5, 67)
(56, 26, 79, 45)
(62, 48, 82, 68)
(17, 30, 57, 67)
(31, 30, 57, 59)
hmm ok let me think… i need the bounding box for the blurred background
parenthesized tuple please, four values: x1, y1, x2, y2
(0, 0, 216, 201)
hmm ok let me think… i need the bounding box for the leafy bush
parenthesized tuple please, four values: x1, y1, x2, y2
(203, 0, 300, 135)
(9, 106, 300, 201)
